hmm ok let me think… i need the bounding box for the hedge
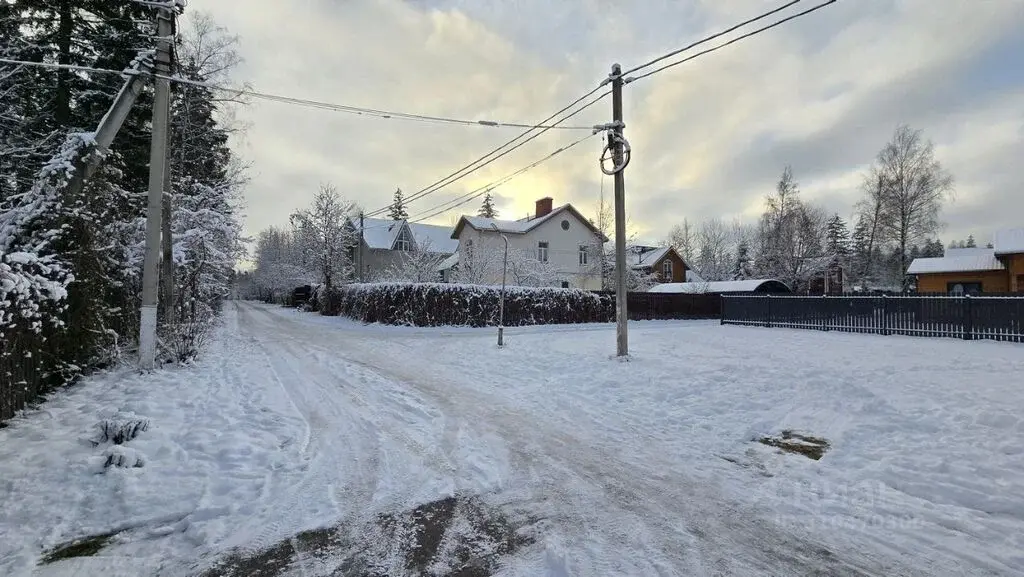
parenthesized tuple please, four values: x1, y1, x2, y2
(323, 283, 614, 327)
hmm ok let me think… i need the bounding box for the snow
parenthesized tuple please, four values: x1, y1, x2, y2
(907, 249, 1005, 274)
(627, 246, 670, 268)
(435, 251, 459, 272)
(461, 206, 565, 235)
(355, 218, 457, 253)
(3, 302, 1024, 575)
(649, 279, 788, 293)
(993, 228, 1024, 255)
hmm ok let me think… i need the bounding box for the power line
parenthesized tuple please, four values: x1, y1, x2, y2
(409, 131, 599, 224)
(365, 86, 611, 217)
(621, 0, 803, 77)
(625, 0, 837, 84)
(0, 57, 596, 131)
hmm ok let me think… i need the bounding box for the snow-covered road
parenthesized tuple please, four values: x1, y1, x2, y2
(3, 301, 1022, 576)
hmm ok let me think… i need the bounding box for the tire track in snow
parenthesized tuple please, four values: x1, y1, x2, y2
(251, 304, 921, 576)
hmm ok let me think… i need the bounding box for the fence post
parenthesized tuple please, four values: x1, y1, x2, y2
(881, 295, 890, 335)
(963, 294, 973, 340)
(720, 294, 725, 325)
(822, 294, 829, 331)
(766, 295, 773, 328)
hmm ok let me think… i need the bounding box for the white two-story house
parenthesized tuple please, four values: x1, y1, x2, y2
(446, 197, 608, 289)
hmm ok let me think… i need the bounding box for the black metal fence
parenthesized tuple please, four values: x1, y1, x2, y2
(722, 294, 1024, 342)
(609, 292, 722, 320)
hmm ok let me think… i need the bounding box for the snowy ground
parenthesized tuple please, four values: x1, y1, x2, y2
(2, 301, 1023, 576)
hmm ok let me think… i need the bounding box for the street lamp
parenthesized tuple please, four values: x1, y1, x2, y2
(491, 223, 509, 347)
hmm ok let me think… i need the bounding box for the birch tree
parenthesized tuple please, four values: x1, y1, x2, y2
(868, 125, 954, 290)
(290, 184, 356, 296)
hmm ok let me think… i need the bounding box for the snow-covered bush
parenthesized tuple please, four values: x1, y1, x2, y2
(325, 283, 614, 327)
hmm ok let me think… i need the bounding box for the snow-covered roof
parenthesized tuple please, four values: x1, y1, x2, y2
(907, 249, 1005, 274)
(628, 246, 670, 269)
(648, 279, 791, 294)
(686, 270, 704, 283)
(452, 203, 607, 241)
(436, 252, 459, 272)
(993, 228, 1024, 255)
(407, 222, 458, 254)
(354, 218, 457, 254)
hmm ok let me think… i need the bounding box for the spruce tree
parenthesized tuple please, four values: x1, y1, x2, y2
(732, 240, 753, 280)
(478, 191, 498, 218)
(389, 188, 408, 220)
(965, 234, 976, 248)
(824, 213, 851, 256)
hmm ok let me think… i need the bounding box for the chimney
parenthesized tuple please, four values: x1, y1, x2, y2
(535, 197, 553, 219)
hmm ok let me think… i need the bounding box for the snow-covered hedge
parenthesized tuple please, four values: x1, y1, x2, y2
(325, 283, 614, 327)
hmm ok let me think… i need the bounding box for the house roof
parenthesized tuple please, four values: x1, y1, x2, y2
(353, 218, 458, 253)
(436, 252, 459, 272)
(648, 279, 791, 294)
(993, 228, 1024, 255)
(907, 248, 1005, 274)
(452, 204, 608, 241)
(628, 246, 671, 269)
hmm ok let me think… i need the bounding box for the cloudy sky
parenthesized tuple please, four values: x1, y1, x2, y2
(187, 0, 1024, 247)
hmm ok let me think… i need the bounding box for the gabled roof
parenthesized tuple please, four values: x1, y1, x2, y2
(351, 218, 458, 254)
(907, 248, 1005, 274)
(993, 228, 1024, 255)
(451, 203, 608, 241)
(436, 252, 459, 272)
(628, 246, 671, 269)
(649, 279, 791, 294)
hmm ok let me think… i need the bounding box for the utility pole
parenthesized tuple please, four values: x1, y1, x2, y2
(359, 212, 365, 282)
(139, 7, 174, 370)
(610, 63, 629, 357)
(161, 37, 175, 324)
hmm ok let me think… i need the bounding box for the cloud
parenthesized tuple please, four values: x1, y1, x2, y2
(187, 0, 1024, 248)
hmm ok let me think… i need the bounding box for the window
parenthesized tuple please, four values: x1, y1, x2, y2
(578, 245, 588, 266)
(538, 241, 549, 263)
(561, 219, 570, 231)
(662, 260, 673, 280)
(948, 282, 982, 295)
(465, 239, 473, 258)
(561, 281, 570, 289)
(395, 227, 412, 251)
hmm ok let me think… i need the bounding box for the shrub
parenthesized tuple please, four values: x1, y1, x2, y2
(325, 283, 614, 327)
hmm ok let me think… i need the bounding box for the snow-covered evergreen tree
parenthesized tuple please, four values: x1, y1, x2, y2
(732, 240, 753, 280)
(389, 188, 408, 221)
(824, 214, 851, 256)
(478, 191, 498, 219)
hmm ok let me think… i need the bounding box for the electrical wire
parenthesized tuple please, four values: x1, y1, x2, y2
(409, 131, 599, 224)
(621, 0, 803, 77)
(364, 86, 610, 217)
(625, 0, 837, 84)
(0, 57, 596, 131)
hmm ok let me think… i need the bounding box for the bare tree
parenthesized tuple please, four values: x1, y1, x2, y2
(290, 184, 356, 295)
(665, 219, 696, 263)
(869, 125, 954, 289)
(377, 240, 446, 283)
(695, 218, 732, 281)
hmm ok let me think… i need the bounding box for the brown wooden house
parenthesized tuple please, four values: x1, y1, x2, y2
(907, 229, 1024, 294)
(628, 245, 698, 284)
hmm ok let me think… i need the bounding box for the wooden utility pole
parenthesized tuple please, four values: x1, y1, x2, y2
(611, 63, 629, 357)
(139, 7, 174, 370)
(359, 212, 365, 282)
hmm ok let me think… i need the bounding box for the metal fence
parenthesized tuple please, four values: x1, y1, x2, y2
(610, 292, 722, 320)
(1, 326, 65, 423)
(721, 294, 1024, 342)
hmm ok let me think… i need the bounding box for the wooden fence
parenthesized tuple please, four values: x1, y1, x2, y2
(721, 294, 1024, 342)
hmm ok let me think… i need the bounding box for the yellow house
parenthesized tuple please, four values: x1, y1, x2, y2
(907, 229, 1024, 294)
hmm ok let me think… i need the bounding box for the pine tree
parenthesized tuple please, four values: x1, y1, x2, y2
(732, 240, 753, 280)
(965, 234, 976, 248)
(389, 188, 408, 221)
(824, 213, 851, 256)
(478, 191, 498, 218)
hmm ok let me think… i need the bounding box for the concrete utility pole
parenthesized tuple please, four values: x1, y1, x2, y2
(610, 63, 629, 357)
(139, 7, 174, 370)
(161, 37, 175, 324)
